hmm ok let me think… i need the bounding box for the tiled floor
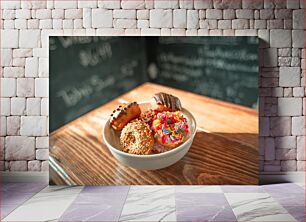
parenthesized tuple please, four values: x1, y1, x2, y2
(1, 183, 305, 221)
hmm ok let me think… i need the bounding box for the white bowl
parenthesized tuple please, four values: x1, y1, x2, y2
(103, 103, 197, 170)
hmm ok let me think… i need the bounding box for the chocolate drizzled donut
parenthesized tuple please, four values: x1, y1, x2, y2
(153, 92, 182, 111)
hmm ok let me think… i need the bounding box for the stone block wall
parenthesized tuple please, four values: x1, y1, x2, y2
(0, 0, 305, 172)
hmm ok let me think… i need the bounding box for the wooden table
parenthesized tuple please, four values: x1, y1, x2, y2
(49, 83, 258, 185)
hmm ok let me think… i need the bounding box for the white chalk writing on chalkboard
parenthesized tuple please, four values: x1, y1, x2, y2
(79, 43, 112, 67)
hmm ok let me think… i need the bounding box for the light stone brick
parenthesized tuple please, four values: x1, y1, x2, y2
(287, 0, 300, 8)
(276, 149, 297, 160)
(4, 20, 15, 29)
(264, 164, 281, 172)
(9, 161, 27, 171)
(137, 10, 149, 19)
(74, 19, 83, 29)
(1, 30, 19, 48)
(199, 10, 205, 19)
(26, 98, 41, 116)
(7, 116, 20, 136)
(293, 9, 305, 29)
(141, 28, 161, 36)
(275, 136, 297, 149)
(16, 78, 34, 97)
(259, 117, 269, 136)
(1, 78, 16, 97)
(186, 29, 198, 36)
(114, 19, 137, 28)
(54, 1, 77, 9)
(260, 9, 274, 19)
(5, 136, 35, 160)
(41, 98, 49, 116)
(206, 9, 222, 19)
(187, 10, 199, 29)
(154, 0, 178, 9)
(161, 28, 171, 36)
(38, 58, 49, 77)
(0, 98, 10, 116)
(53, 19, 63, 29)
(218, 20, 231, 29)
(278, 48, 291, 57)
(292, 116, 305, 135)
(213, 0, 241, 9)
(171, 28, 186, 36)
(35, 78, 49, 97)
(275, 9, 292, 19)
(96, 28, 125, 35)
(21, 1, 47, 9)
(19, 30, 40, 48)
(258, 29, 269, 48)
(137, 20, 149, 28)
(232, 19, 249, 29)
(20, 116, 48, 136)
(98, 0, 120, 9)
(1, 1, 20, 9)
(292, 30, 305, 48)
(78, 0, 97, 8)
(200, 20, 217, 29)
(39, 19, 52, 29)
(11, 97, 26, 115)
(291, 57, 300, 67)
(52, 9, 64, 18)
(12, 59, 25, 67)
(209, 30, 222, 35)
(236, 9, 254, 19)
(284, 19, 292, 29)
(28, 160, 41, 171)
(223, 9, 235, 19)
(293, 87, 305, 97)
(36, 137, 49, 149)
(82, 8, 91, 28)
(1, 117, 7, 136)
(35, 9, 51, 19)
(270, 29, 291, 48)
(264, 137, 275, 160)
(278, 57, 291, 67)
(284, 87, 293, 97)
(3, 67, 24, 78)
(242, 0, 263, 9)
(278, 97, 302, 116)
(270, 117, 291, 136)
(114, 9, 136, 18)
(13, 49, 32, 58)
(15, 19, 27, 29)
(281, 160, 297, 171)
(297, 136, 305, 160)
(1, 49, 12, 67)
(36, 149, 49, 160)
(173, 9, 187, 28)
(292, 48, 301, 57)
(92, 9, 113, 28)
(25, 57, 38, 77)
(279, 67, 300, 87)
(194, 0, 212, 8)
(121, 0, 145, 9)
(41, 160, 49, 171)
(63, 19, 74, 29)
(65, 9, 82, 19)
(264, 48, 277, 67)
(297, 161, 305, 171)
(150, 9, 172, 28)
(3, 9, 16, 19)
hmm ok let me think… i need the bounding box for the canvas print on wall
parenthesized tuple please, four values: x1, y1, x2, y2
(49, 36, 259, 185)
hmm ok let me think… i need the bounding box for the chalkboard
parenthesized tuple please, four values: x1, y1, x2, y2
(50, 36, 258, 132)
(50, 37, 148, 132)
(147, 37, 259, 109)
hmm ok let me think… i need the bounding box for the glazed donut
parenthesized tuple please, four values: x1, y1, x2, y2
(110, 102, 141, 131)
(120, 119, 154, 155)
(152, 111, 189, 149)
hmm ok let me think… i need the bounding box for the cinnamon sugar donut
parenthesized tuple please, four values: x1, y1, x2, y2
(110, 102, 141, 131)
(120, 119, 154, 155)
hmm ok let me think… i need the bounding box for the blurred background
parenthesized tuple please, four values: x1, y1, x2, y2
(50, 36, 258, 132)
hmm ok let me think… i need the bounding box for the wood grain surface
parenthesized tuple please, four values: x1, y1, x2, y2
(50, 83, 259, 185)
